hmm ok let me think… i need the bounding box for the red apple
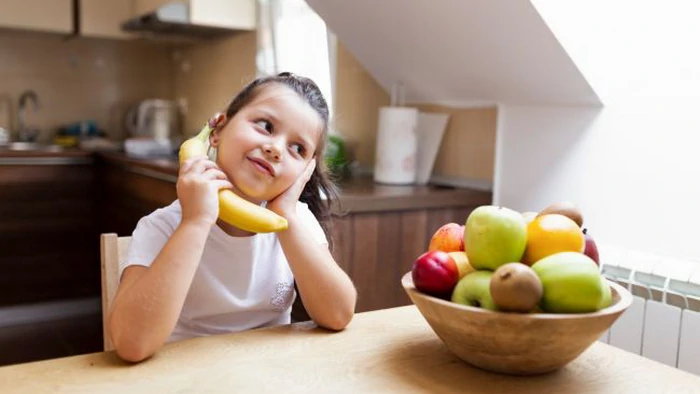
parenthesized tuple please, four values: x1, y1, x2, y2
(412, 250, 459, 297)
(583, 228, 600, 266)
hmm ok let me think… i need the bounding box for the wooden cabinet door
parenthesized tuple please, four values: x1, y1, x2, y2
(133, 0, 255, 30)
(79, 0, 136, 39)
(0, 162, 99, 305)
(190, 0, 255, 30)
(133, 0, 172, 16)
(333, 207, 475, 313)
(0, 0, 73, 34)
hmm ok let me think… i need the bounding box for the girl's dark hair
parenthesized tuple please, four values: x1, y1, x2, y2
(222, 72, 339, 249)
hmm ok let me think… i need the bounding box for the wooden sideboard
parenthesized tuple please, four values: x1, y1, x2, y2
(332, 208, 475, 312)
(0, 153, 99, 306)
(0, 150, 491, 313)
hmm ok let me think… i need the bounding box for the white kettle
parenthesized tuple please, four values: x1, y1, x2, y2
(125, 99, 181, 141)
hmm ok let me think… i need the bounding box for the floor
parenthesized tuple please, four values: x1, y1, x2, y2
(0, 299, 103, 367)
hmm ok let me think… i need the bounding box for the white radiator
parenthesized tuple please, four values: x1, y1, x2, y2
(598, 244, 700, 376)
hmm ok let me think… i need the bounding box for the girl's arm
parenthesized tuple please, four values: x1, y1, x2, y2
(277, 216, 357, 330)
(269, 160, 357, 330)
(108, 221, 209, 362)
(108, 158, 231, 362)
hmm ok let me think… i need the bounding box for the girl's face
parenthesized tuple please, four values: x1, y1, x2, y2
(210, 84, 323, 203)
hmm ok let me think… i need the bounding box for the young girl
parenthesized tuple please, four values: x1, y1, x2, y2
(108, 72, 357, 362)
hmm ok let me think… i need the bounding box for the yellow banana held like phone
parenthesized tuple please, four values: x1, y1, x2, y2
(178, 124, 289, 233)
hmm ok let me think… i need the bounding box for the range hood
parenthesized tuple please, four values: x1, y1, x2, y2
(121, 2, 241, 38)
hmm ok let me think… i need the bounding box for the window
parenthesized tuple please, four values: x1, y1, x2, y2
(257, 0, 335, 116)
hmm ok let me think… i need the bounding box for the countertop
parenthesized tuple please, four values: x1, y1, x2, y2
(97, 152, 493, 213)
(0, 149, 492, 212)
(0, 148, 93, 164)
(0, 306, 698, 393)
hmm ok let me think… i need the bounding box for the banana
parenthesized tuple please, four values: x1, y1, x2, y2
(178, 124, 289, 233)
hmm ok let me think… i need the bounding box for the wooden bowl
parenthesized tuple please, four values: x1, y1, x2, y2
(401, 272, 632, 375)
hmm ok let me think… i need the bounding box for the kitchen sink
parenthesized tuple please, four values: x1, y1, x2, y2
(0, 142, 65, 152)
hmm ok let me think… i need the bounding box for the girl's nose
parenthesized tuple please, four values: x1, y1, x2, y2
(263, 143, 282, 161)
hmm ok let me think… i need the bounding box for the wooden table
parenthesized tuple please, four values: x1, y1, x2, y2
(1, 306, 699, 393)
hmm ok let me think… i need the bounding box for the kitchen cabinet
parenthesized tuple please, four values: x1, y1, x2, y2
(0, 0, 73, 34)
(79, 0, 136, 39)
(0, 153, 99, 306)
(332, 208, 477, 313)
(133, 0, 172, 15)
(134, 0, 256, 30)
(97, 155, 178, 237)
(97, 153, 491, 314)
(190, 0, 256, 30)
(78, 0, 255, 40)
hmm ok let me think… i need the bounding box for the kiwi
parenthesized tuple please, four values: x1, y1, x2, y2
(490, 262, 543, 313)
(538, 201, 584, 227)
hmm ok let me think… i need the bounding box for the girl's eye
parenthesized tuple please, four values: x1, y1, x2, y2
(291, 143, 306, 156)
(255, 119, 273, 133)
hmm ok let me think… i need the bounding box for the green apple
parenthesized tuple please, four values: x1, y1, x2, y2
(465, 205, 527, 270)
(599, 278, 613, 309)
(531, 252, 605, 313)
(451, 270, 498, 310)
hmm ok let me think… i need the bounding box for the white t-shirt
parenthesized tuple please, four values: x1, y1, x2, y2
(122, 200, 327, 343)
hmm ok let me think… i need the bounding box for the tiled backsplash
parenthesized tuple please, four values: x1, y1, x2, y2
(172, 32, 256, 137)
(0, 29, 257, 143)
(0, 29, 493, 186)
(0, 31, 174, 142)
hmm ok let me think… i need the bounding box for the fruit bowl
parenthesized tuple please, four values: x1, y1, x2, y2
(401, 271, 632, 375)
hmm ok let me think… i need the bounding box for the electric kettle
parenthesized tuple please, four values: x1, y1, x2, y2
(125, 99, 181, 141)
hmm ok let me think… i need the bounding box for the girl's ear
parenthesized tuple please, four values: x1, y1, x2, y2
(209, 127, 221, 147)
(208, 112, 227, 148)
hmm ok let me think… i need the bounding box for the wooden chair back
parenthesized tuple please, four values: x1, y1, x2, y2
(100, 233, 131, 351)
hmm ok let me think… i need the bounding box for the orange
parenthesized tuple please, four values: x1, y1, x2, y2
(522, 214, 585, 265)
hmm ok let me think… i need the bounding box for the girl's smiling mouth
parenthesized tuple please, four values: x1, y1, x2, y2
(248, 157, 276, 177)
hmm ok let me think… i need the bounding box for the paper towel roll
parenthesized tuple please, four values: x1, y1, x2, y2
(374, 107, 418, 184)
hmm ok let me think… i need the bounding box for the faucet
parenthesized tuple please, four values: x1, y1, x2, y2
(18, 90, 40, 142)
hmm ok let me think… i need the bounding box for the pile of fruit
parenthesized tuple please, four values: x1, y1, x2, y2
(412, 202, 611, 313)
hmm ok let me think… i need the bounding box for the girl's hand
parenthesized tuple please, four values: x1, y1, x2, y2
(177, 157, 233, 227)
(267, 159, 316, 218)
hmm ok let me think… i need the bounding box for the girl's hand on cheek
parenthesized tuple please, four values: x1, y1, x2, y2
(177, 157, 233, 227)
(267, 159, 316, 218)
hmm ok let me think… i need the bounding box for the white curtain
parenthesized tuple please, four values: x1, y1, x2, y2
(256, 0, 335, 117)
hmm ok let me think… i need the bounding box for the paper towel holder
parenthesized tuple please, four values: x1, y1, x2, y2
(374, 82, 450, 186)
(390, 81, 406, 107)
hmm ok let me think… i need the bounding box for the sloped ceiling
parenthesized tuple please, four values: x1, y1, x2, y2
(306, 0, 601, 106)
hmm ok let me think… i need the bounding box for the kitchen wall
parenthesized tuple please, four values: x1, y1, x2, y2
(0, 31, 174, 142)
(0, 26, 258, 142)
(172, 32, 257, 137)
(333, 42, 390, 167)
(333, 42, 497, 185)
(496, 1, 700, 262)
(414, 104, 496, 185)
(0, 24, 496, 186)
(169, 34, 497, 184)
